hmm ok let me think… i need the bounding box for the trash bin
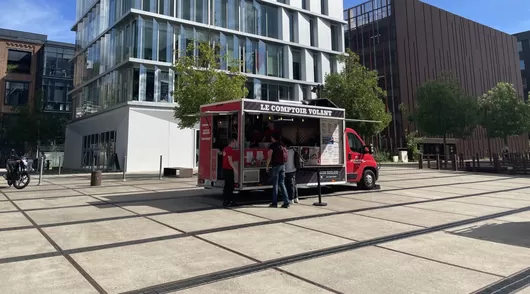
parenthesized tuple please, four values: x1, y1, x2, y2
(90, 171, 102, 186)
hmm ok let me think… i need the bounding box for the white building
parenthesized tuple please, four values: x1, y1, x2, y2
(65, 0, 345, 172)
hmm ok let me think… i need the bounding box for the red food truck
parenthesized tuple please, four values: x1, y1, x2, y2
(197, 98, 379, 193)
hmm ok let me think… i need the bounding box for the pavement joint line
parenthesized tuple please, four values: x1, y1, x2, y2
(1, 182, 529, 249)
(68, 184, 344, 294)
(122, 204, 530, 294)
(346, 213, 430, 228)
(374, 246, 506, 279)
(287, 221, 506, 280)
(474, 267, 530, 294)
(0, 190, 107, 294)
(398, 204, 512, 220)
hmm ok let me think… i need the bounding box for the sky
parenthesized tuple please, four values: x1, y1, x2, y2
(0, 0, 528, 43)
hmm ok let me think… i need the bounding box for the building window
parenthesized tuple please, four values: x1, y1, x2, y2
(260, 5, 279, 39)
(518, 41, 523, 52)
(330, 55, 337, 73)
(44, 47, 74, 77)
(302, 0, 309, 10)
(288, 12, 296, 42)
(331, 24, 340, 51)
(266, 43, 283, 78)
(292, 49, 301, 80)
(309, 18, 316, 46)
(313, 52, 320, 83)
(521, 60, 526, 70)
(7, 49, 32, 74)
(4, 81, 29, 105)
(321, 0, 328, 15)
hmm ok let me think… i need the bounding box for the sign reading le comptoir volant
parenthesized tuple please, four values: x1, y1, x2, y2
(244, 101, 344, 118)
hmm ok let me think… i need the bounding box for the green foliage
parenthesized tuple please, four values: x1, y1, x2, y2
(373, 150, 392, 162)
(4, 91, 68, 149)
(405, 129, 422, 160)
(173, 41, 248, 129)
(413, 72, 479, 141)
(322, 50, 392, 137)
(478, 82, 530, 144)
(6, 64, 18, 73)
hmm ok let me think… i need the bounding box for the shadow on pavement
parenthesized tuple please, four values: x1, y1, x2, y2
(451, 222, 530, 248)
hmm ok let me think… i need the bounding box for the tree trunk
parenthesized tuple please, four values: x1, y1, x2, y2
(443, 134, 447, 168)
(487, 136, 492, 165)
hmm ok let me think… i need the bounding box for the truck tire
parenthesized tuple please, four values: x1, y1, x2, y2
(358, 169, 376, 190)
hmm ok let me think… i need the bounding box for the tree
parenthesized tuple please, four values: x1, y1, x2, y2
(173, 41, 248, 129)
(412, 72, 479, 160)
(322, 50, 391, 137)
(478, 82, 530, 152)
(4, 91, 68, 151)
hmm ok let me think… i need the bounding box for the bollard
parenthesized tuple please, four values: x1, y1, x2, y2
(476, 153, 480, 167)
(472, 156, 477, 172)
(427, 158, 431, 169)
(90, 170, 102, 186)
(436, 154, 440, 170)
(58, 156, 62, 175)
(493, 153, 500, 173)
(453, 154, 458, 171)
(418, 155, 423, 169)
(122, 155, 127, 181)
(92, 156, 96, 171)
(159, 155, 163, 180)
(38, 157, 44, 185)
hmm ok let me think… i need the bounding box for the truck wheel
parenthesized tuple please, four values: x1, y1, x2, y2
(359, 169, 376, 190)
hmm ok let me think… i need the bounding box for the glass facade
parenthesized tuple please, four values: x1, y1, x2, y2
(73, 0, 344, 118)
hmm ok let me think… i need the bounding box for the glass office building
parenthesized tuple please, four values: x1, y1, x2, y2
(70, 0, 346, 118)
(65, 0, 345, 172)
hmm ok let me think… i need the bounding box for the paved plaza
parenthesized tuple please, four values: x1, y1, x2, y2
(1, 168, 530, 293)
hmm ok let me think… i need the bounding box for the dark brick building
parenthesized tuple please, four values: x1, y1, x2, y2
(344, 0, 528, 157)
(514, 30, 530, 102)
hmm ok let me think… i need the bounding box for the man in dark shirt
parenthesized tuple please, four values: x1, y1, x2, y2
(222, 137, 238, 207)
(266, 133, 290, 208)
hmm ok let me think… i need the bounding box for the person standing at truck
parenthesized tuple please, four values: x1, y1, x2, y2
(266, 133, 290, 208)
(222, 136, 238, 207)
(285, 143, 300, 204)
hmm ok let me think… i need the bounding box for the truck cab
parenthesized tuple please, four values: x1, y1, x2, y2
(344, 128, 379, 189)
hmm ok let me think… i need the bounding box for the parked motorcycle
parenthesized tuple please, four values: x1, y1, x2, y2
(4, 155, 31, 190)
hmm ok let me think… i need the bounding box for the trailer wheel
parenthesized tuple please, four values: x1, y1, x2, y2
(359, 169, 376, 190)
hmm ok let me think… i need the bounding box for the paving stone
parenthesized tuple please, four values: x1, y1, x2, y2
(290, 213, 420, 241)
(70, 237, 255, 293)
(0, 228, 56, 259)
(356, 206, 469, 227)
(150, 208, 266, 232)
(382, 231, 530, 276)
(26, 205, 135, 226)
(0, 212, 32, 229)
(281, 246, 500, 294)
(0, 256, 97, 293)
(200, 223, 350, 261)
(43, 217, 178, 250)
(14, 196, 103, 210)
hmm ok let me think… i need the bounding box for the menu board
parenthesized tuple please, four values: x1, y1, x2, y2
(300, 146, 321, 166)
(320, 119, 341, 165)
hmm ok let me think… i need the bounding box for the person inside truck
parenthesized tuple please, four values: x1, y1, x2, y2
(222, 136, 238, 207)
(262, 121, 280, 142)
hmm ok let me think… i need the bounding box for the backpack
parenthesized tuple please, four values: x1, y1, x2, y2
(281, 145, 288, 163)
(272, 143, 288, 165)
